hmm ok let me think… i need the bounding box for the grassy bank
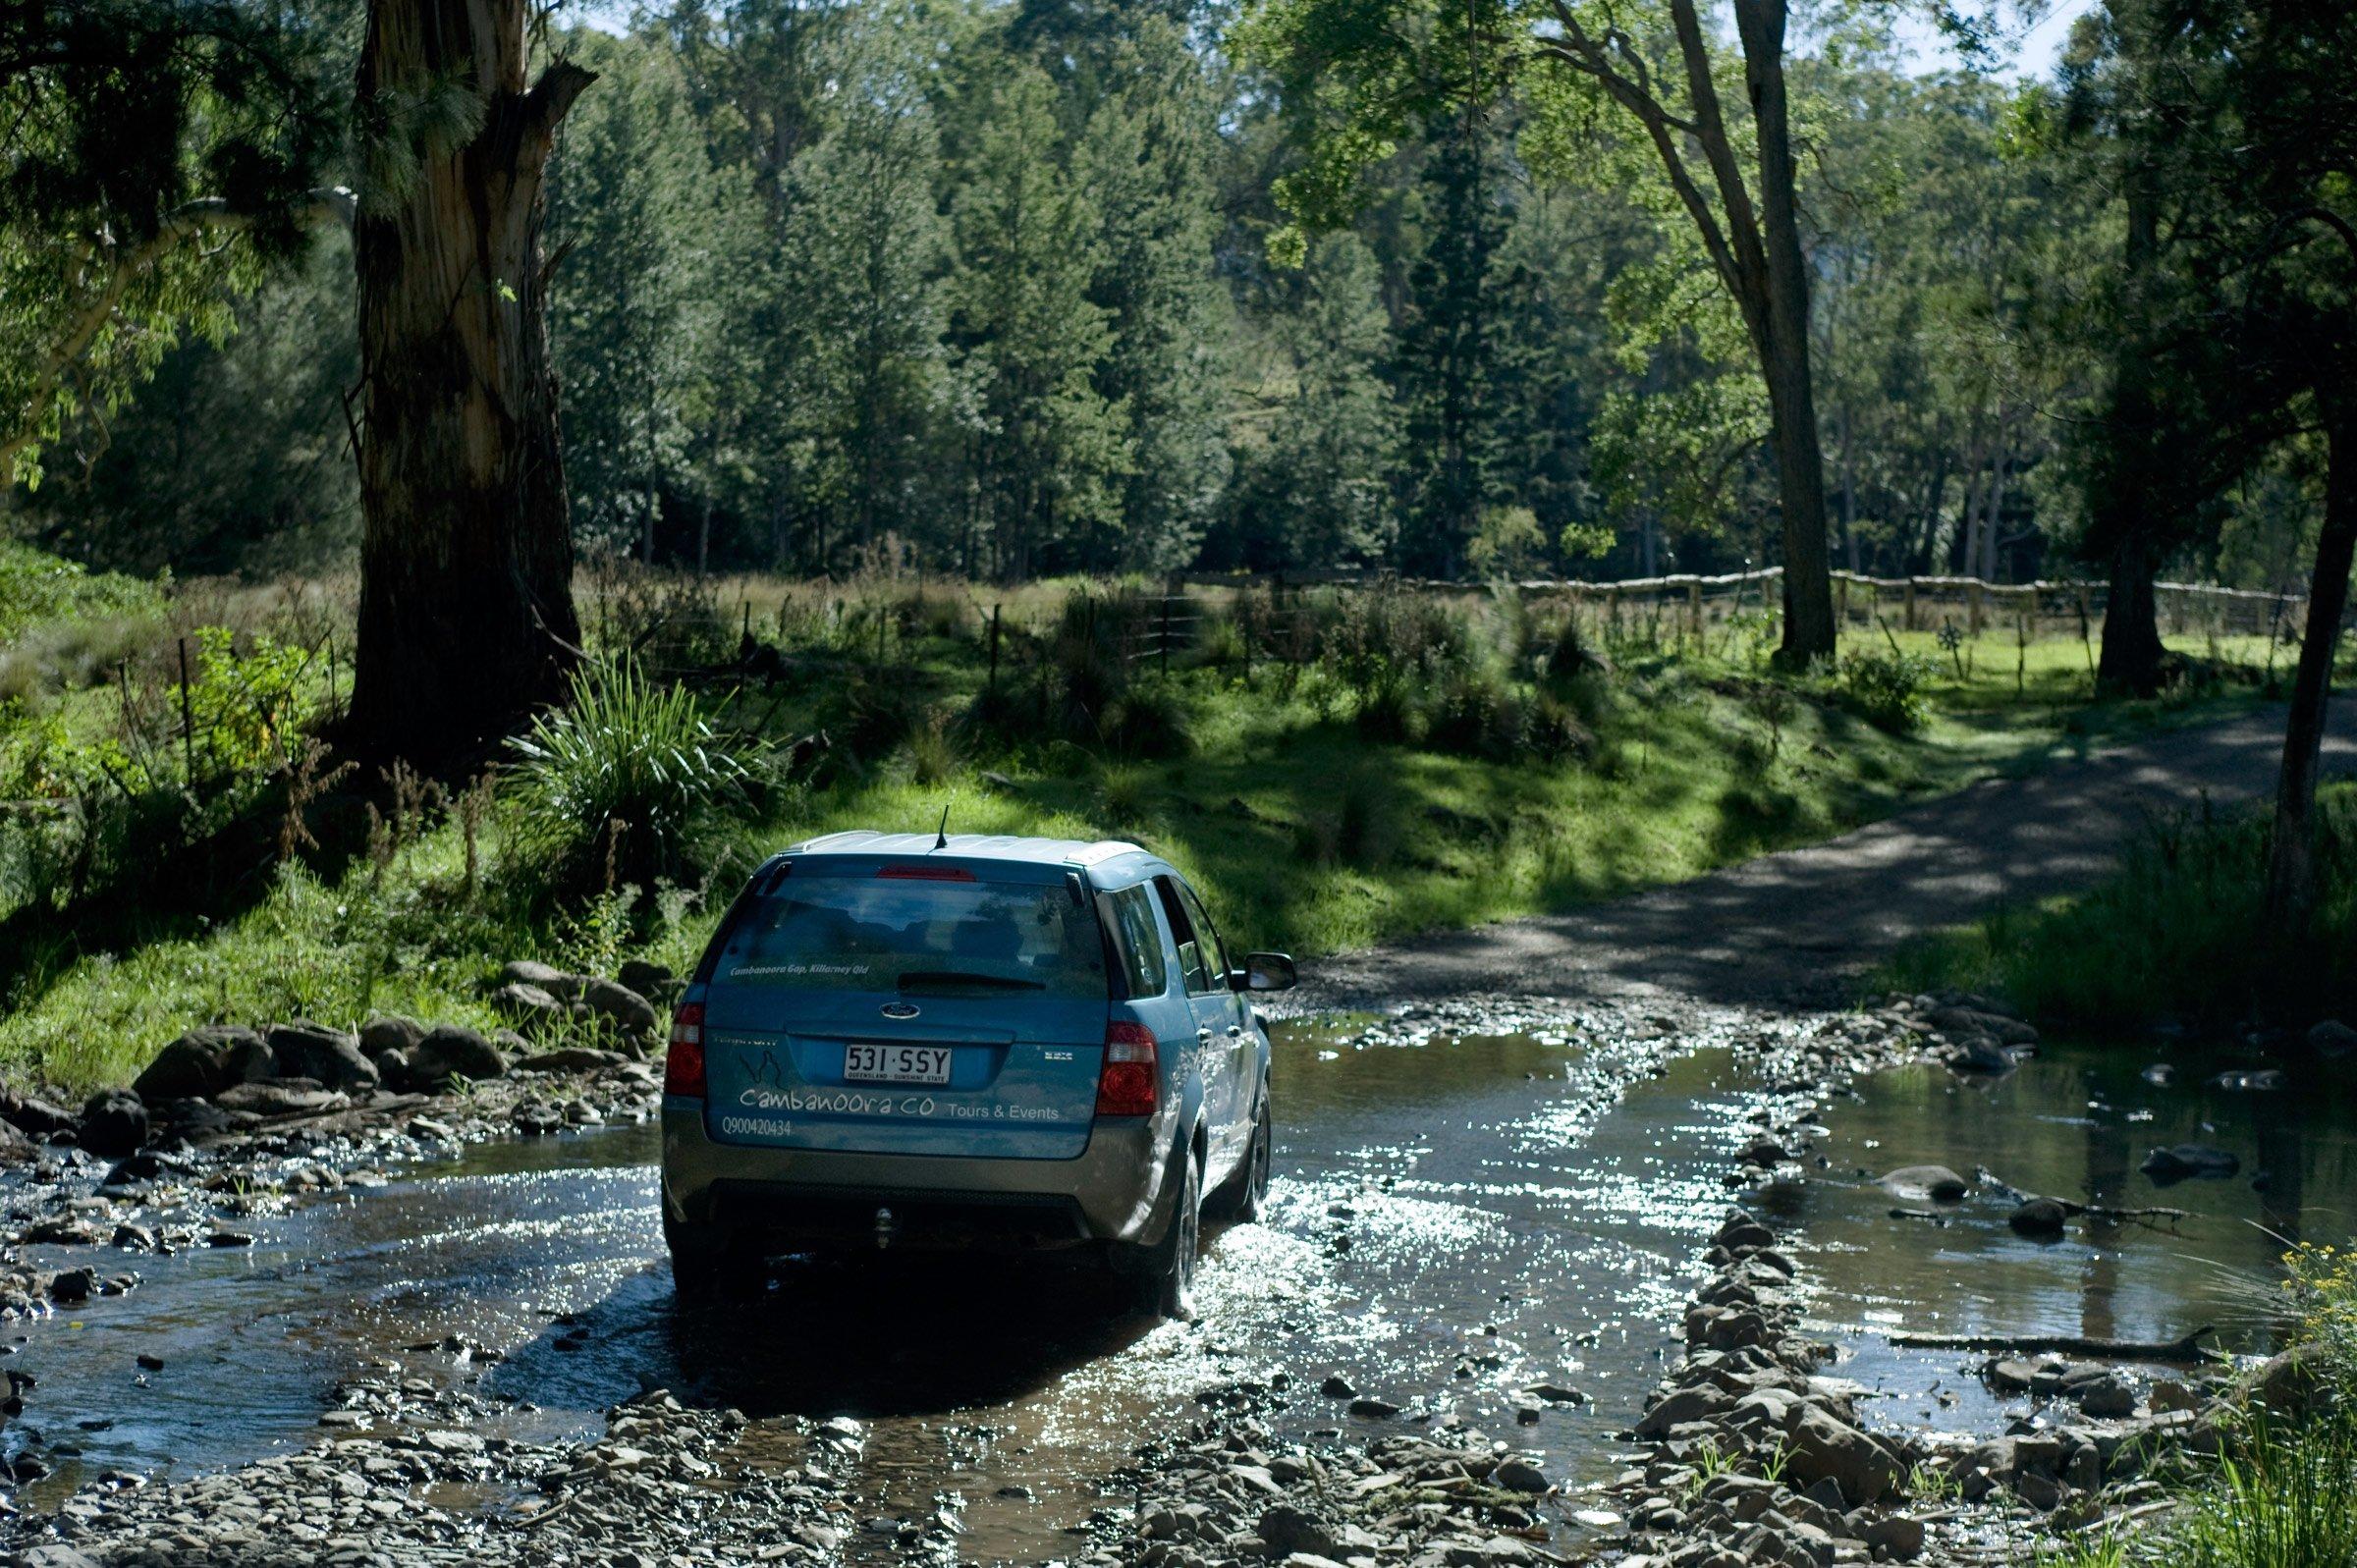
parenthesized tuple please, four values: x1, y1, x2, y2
(0, 560, 2295, 1095)
(1878, 784, 2357, 1035)
(2043, 1245, 2357, 1568)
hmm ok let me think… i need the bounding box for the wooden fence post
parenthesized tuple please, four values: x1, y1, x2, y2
(1903, 578, 1919, 631)
(988, 604, 1002, 695)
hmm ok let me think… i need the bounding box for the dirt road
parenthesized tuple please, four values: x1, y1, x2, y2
(1303, 701, 2353, 1011)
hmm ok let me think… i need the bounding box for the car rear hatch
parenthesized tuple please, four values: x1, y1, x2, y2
(697, 856, 1110, 1159)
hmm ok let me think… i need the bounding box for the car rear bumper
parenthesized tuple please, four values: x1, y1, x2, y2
(660, 1097, 1178, 1250)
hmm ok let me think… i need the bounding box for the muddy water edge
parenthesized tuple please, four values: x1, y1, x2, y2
(0, 1000, 2349, 1568)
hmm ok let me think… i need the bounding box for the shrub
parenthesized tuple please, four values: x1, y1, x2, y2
(1426, 665, 1522, 760)
(906, 708, 960, 785)
(507, 658, 759, 895)
(1829, 651, 1934, 734)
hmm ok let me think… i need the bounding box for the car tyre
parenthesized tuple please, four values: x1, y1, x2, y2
(1205, 1094, 1272, 1223)
(666, 1216, 759, 1303)
(1127, 1146, 1201, 1321)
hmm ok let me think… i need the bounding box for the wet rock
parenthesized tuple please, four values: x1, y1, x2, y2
(1346, 1396, 1399, 1419)
(2148, 1379, 2201, 1414)
(2310, 1020, 2357, 1060)
(133, 1025, 270, 1102)
(1926, 1002, 2037, 1044)
(1492, 1458, 1549, 1493)
(1258, 1503, 1341, 1557)
(2208, 1069, 2285, 1092)
(408, 1025, 509, 1088)
(206, 1230, 254, 1247)
(2140, 1144, 2239, 1183)
(49, 1266, 96, 1304)
(2008, 1197, 2070, 1238)
(1944, 1036, 2016, 1074)
(1738, 1136, 1790, 1167)
(1877, 1165, 1969, 1203)
(2236, 1341, 2329, 1415)
(110, 1222, 156, 1251)
(2079, 1377, 2136, 1419)
(135, 1353, 164, 1372)
(1985, 1358, 2041, 1393)
(267, 1022, 379, 1093)
(2140, 1063, 2175, 1086)
(1521, 1382, 1585, 1405)
(79, 1089, 148, 1158)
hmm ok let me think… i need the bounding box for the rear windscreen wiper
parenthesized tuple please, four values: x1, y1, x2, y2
(897, 970, 1045, 991)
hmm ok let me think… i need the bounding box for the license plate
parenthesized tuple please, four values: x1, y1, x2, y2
(843, 1044, 953, 1085)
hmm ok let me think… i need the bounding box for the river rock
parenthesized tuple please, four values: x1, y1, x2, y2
(579, 978, 661, 1037)
(2310, 1020, 2357, 1060)
(1926, 1003, 2038, 1046)
(2008, 1197, 2070, 1237)
(2140, 1144, 2239, 1183)
(1944, 1036, 2016, 1073)
(0, 1090, 76, 1137)
(491, 982, 569, 1030)
(358, 1014, 426, 1061)
(132, 1025, 270, 1102)
(1862, 1514, 1926, 1560)
(79, 1089, 148, 1158)
(501, 959, 585, 999)
(619, 958, 676, 994)
(515, 1047, 630, 1074)
(408, 1025, 509, 1087)
(1783, 1406, 1906, 1506)
(1493, 1457, 1549, 1493)
(1877, 1165, 1969, 1202)
(212, 1080, 349, 1116)
(2078, 1376, 2136, 1418)
(1738, 1136, 1790, 1167)
(2140, 1062, 2175, 1085)
(267, 1021, 379, 1092)
(2208, 1069, 2285, 1092)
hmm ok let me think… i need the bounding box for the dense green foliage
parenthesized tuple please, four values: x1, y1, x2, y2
(1882, 784, 2357, 1031)
(6, 0, 2339, 603)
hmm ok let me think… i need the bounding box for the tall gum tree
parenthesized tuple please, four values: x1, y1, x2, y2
(347, 0, 594, 763)
(1236, 0, 1837, 664)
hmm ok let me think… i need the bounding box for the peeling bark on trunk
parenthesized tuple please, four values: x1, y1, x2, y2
(2265, 399, 2356, 939)
(347, 0, 593, 766)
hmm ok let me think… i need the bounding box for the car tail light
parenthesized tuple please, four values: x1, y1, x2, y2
(1095, 1021, 1158, 1117)
(665, 1001, 706, 1098)
(877, 864, 976, 881)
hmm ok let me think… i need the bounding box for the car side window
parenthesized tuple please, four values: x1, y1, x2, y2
(1174, 882, 1230, 992)
(1153, 876, 1213, 994)
(1108, 884, 1168, 998)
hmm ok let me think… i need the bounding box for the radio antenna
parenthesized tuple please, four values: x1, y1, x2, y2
(933, 803, 951, 850)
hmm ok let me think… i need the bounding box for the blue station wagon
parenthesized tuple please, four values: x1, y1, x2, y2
(659, 833, 1294, 1317)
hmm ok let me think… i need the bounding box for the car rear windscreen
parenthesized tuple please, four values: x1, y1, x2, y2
(716, 873, 1109, 998)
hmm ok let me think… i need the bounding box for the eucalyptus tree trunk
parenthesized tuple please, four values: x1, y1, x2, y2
(2093, 158, 2167, 695)
(1732, 0, 1836, 667)
(347, 0, 593, 764)
(2265, 399, 2356, 941)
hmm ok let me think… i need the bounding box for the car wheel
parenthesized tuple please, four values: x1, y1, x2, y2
(666, 1216, 757, 1303)
(1206, 1094, 1272, 1223)
(1132, 1146, 1201, 1321)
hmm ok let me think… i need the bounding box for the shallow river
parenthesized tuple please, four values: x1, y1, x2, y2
(10, 1018, 2355, 1562)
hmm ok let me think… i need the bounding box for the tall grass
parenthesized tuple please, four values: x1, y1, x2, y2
(1881, 787, 2357, 1031)
(507, 658, 762, 895)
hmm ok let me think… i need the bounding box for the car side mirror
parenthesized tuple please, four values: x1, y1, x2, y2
(1233, 952, 1296, 992)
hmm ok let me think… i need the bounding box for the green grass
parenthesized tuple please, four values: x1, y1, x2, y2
(1878, 784, 2357, 1032)
(0, 568, 2306, 1097)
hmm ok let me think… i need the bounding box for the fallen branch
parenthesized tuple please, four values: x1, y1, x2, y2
(1888, 1325, 2222, 1363)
